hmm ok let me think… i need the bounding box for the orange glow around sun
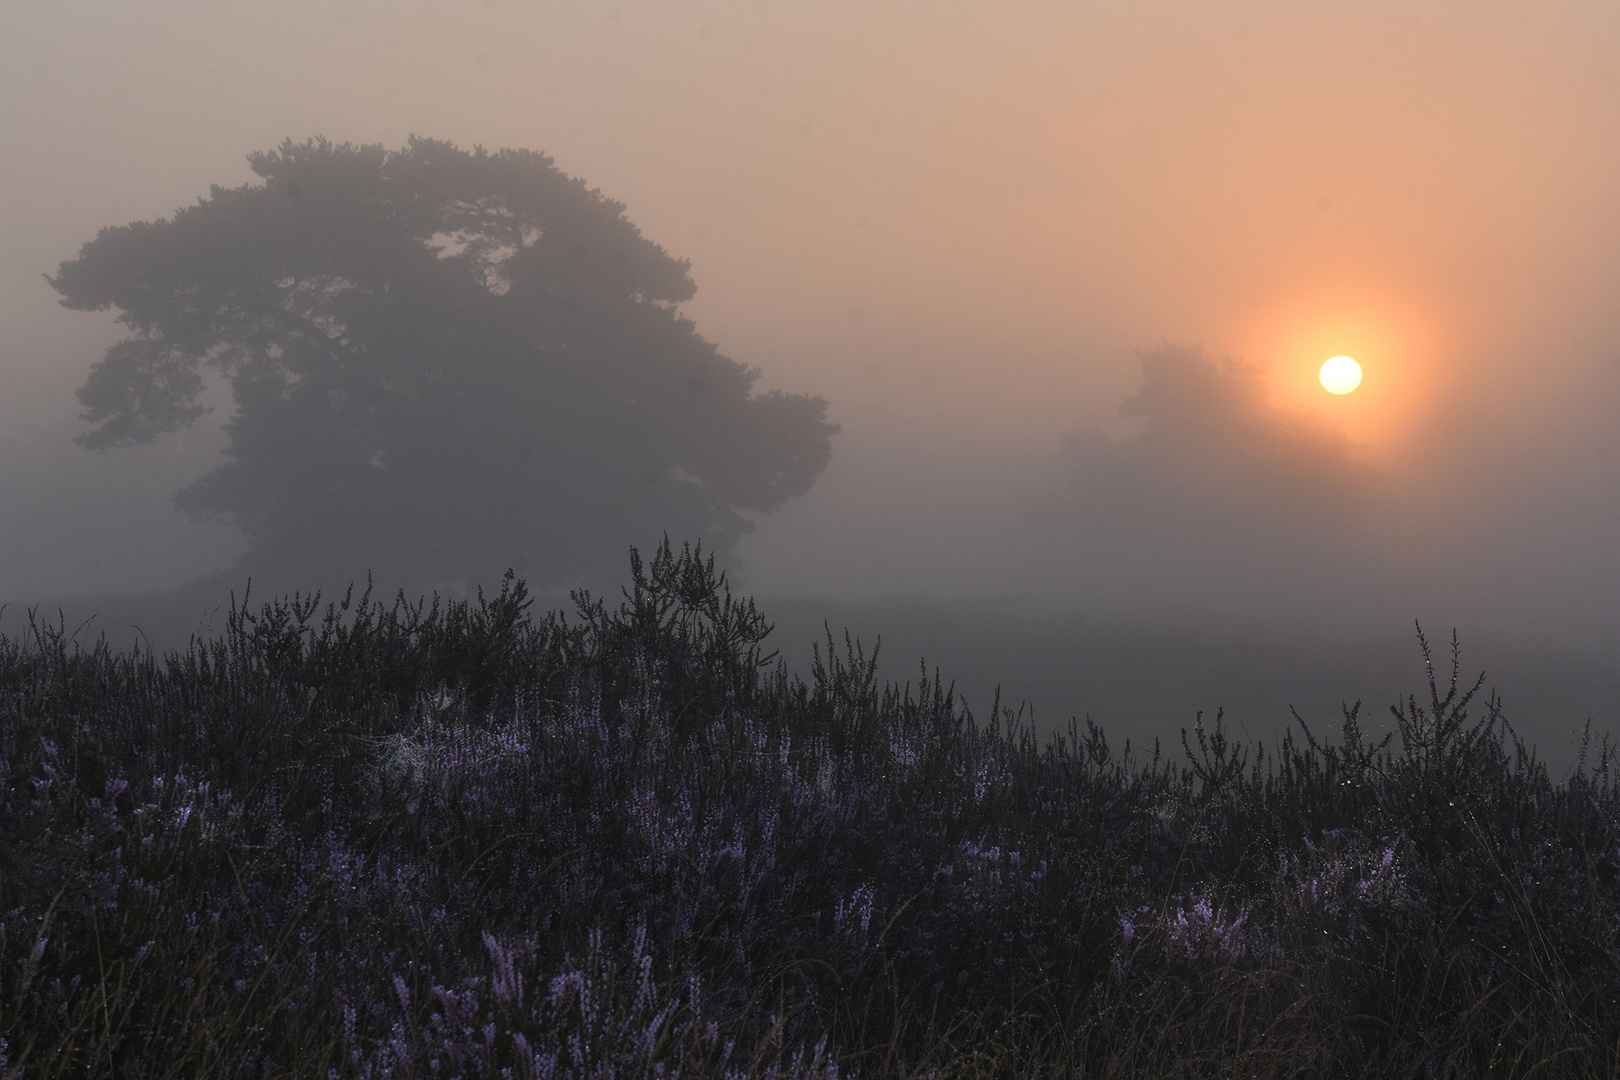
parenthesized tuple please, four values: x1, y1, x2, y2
(1230, 286, 1445, 464)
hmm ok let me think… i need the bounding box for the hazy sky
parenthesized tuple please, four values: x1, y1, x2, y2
(4, 1, 1620, 652)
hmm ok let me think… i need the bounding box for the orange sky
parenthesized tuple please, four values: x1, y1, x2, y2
(3, 0, 1620, 642)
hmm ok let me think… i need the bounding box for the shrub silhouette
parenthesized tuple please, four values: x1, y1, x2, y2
(2, 546, 1617, 1078)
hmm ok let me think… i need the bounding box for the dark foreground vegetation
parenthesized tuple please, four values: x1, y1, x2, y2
(3, 542, 1618, 1078)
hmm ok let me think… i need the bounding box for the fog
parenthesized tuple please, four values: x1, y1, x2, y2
(5, 2, 1619, 776)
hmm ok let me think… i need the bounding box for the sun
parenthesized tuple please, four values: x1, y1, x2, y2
(1231, 285, 1447, 462)
(1319, 355, 1363, 395)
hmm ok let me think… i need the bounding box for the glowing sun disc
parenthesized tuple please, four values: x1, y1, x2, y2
(1319, 355, 1362, 394)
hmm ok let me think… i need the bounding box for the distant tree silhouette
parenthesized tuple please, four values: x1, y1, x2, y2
(1051, 345, 1375, 530)
(50, 137, 837, 591)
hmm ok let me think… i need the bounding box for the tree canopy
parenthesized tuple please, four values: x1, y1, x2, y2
(1050, 346, 1374, 535)
(50, 137, 837, 592)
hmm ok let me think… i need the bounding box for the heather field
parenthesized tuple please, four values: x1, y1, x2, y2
(3, 542, 1618, 1078)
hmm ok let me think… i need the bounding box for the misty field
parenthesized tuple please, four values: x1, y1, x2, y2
(3, 542, 1618, 1078)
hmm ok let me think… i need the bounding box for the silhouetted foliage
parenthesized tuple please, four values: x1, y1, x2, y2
(1053, 345, 1373, 527)
(49, 137, 837, 592)
(4, 545, 1619, 1077)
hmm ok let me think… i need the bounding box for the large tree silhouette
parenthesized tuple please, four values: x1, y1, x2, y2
(50, 137, 837, 591)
